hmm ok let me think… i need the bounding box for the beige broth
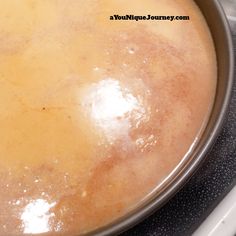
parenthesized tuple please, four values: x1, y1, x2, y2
(0, 0, 216, 235)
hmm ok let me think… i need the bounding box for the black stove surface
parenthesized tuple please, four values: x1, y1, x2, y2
(122, 2, 236, 236)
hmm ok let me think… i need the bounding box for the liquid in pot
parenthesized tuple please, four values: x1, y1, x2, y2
(0, 0, 216, 235)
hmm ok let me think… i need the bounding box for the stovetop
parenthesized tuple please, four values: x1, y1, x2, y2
(122, 1, 236, 235)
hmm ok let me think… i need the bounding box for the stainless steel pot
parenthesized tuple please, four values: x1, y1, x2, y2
(90, 1, 234, 235)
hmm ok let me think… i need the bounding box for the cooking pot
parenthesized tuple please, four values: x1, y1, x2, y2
(90, 0, 234, 235)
